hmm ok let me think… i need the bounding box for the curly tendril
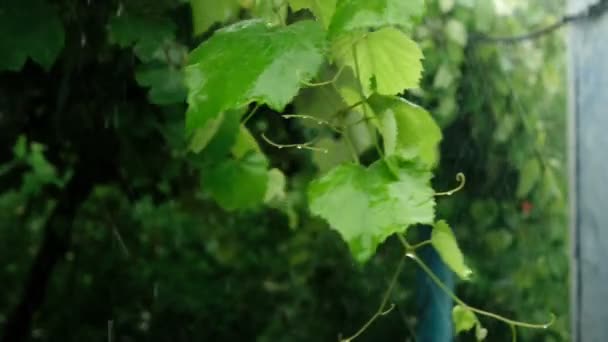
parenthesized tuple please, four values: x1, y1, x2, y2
(435, 172, 466, 196)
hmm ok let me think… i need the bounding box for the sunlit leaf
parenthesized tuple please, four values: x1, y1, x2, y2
(370, 95, 442, 167)
(332, 28, 423, 96)
(265, 168, 287, 203)
(452, 305, 477, 334)
(309, 160, 435, 262)
(288, 0, 337, 28)
(185, 20, 326, 135)
(328, 0, 424, 37)
(431, 220, 472, 280)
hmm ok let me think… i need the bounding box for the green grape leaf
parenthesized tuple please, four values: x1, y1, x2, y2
(328, 0, 424, 37)
(516, 158, 541, 198)
(190, 0, 241, 35)
(231, 125, 262, 159)
(202, 152, 269, 210)
(189, 113, 226, 153)
(190, 109, 242, 156)
(251, 0, 288, 26)
(311, 138, 353, 173)
(370, 95, 442, 167)
(288, 0, 337, 28)
(0, 0, 64, 71)
(265, 168, 287, 203)
(332, 28, 423, 96)
(431, 220, 472, 280)
(185, 20, 326, 135)
(308, 160, 435, 263)
(108, 14, 176, 62)
(135, 66, 187, 105)
(452, 305, 477, 334)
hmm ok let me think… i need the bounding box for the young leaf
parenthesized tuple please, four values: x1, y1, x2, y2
(370, 95, 442, 167)
(0, 0, 64, 71)
(265, 168, 287, 203)
(431, 220, 473, 280)
(201, 152, 269, 210)
(332, 28, 423, 96)
(190, 0, 241, 35)
(475, 323, 488, 341)
(452, 305, 477, 334)
(135, 66, 187, 105)
(288, 0, 337, 28)
(185, 20, 326, 135)
(328, 0, 425, 37)
(308, 160, 435, 263)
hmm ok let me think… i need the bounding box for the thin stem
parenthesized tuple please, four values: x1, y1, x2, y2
(397, 233, 411, 250)
(511, 324, 518, 342)
(242, 104, 261, 125)
(342, 131, 360, 164)
(341, 254, 406, 342)
(300, 65, 346, 87)
(339, 99, 367, 115)
(407, 252, 555, 330)
(282, 114, 343, 133)
(435, 173, 466, 197)
(261, 133, 328, 153)
(408, 240, 432, 251)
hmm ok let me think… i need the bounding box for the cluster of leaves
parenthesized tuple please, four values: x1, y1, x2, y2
(184, 0, 470, 273)
(0, 0, 568, 341)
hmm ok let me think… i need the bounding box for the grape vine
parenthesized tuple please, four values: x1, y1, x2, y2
(183, 0, 556, 340)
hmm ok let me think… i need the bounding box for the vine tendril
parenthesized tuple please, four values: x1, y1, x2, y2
(282, 114, 343, 133)
(435, 172, 466, 197)
(261, 133, 328, 153)
(406, 251, 555, 331)
(340, 254, 406, 342)
(242, 104, 261, 124)
(300, 65, 346, 87)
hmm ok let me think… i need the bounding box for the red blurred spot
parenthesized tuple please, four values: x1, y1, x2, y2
(521, 200, 533, 215)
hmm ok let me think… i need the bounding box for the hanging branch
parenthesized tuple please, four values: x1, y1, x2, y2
(473, 0, 608, 44)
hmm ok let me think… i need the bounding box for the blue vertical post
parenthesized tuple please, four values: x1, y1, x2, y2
(568, 1, 608, 341)
(416, 228, 453, 342)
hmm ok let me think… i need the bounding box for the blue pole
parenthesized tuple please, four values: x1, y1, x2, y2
(416, 228, 454, 342)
